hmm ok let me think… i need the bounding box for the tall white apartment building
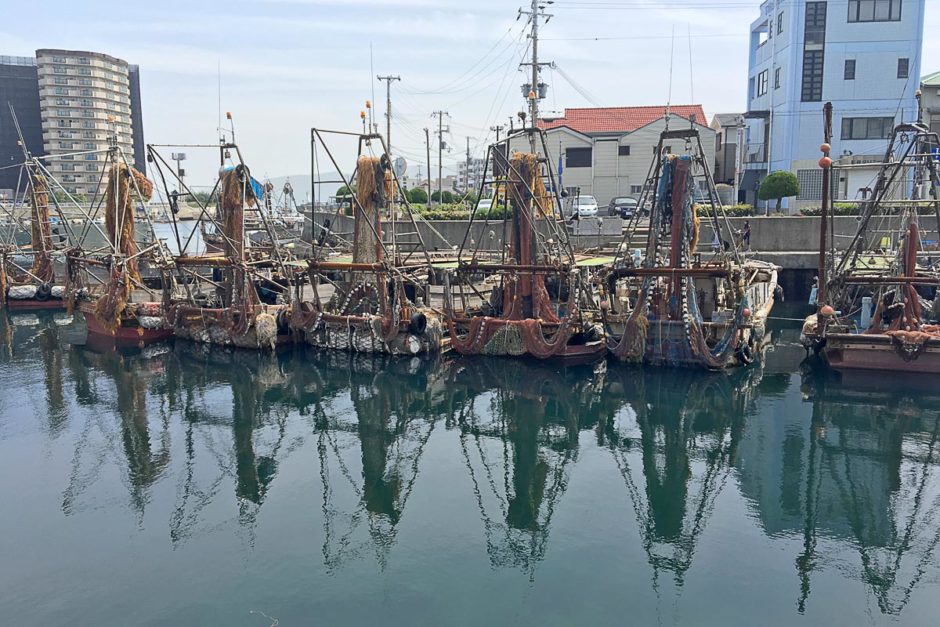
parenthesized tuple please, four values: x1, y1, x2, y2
(35, 49, 138, 197)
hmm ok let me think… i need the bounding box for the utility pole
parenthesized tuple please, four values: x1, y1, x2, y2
(519, 0, 553, 152)
(424, 127, 432, 207)
(432, 110, 449, 205)
(490, 124, 505, 143)
(465, 136, 472, 194)
(376, 75, 400, 159)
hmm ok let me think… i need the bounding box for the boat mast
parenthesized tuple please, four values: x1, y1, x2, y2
(817, 102, 833, 308)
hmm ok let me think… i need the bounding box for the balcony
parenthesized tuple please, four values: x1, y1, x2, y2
(743, 143, 768, 169)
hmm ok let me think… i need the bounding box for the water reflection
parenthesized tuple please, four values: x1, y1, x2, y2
(602, 366, 758, 593)
(451, 358, 606, 576)
(4, 316, 940, 621)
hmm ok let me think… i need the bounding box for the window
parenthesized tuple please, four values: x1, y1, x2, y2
(57, 120, 69, 128)
(802, 50, 825, 101)
(61, 163, 75, 171)
(84, 142, 95, 149)
(797, 169, 824, 200)
(630, 185, 643, 194)
(85, 154, 97, 161)
(82, 110, 93, 118)
(57, 108, 70, 116)
(79, 68, 91, 76)
(55, 88, 68, 96)
(774, 68, 781, 89)
(55, 98, 69, 106)
(898, 58, 909, 79)
(53, 66, 66, 74)
(52, 56, 65, 63)
(58, 141, 73, 149)
(777, 11, 784, 34)
(848, 0, 901, 22)
(618, 145, 630, 156)
(83, 131, 95, 139)
(54, 77, 68, 85)
(565, 147, 592, 168)
(82, 120, 95, 128)
(757, 70, 769, 96)
(844, 59, 856, 80)
(80, 89, 91, 96)
(80, 98, 92, 107)
(79, 78, 92, 86)
(842, 116, 894, 140)
(78, 57, 90, 65)
(86, 164, 97, 171)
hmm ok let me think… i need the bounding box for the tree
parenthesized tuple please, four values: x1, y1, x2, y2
(431, 190, 455, 204)
(758, 171, 800, 212)
(407, 187, 428, 204)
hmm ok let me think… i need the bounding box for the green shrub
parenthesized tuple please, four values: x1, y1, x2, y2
(758, 171, 800, 211)
(723, 204, 756, 216)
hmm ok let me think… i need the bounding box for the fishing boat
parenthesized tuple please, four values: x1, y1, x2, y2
(802, 98, 940, 373)
(0, 136, 69, 311)
(290, 129, 444, 355)
(69, 135, 174, 346)
(600, 125, 779, 369)
(149, 121, 294, 350)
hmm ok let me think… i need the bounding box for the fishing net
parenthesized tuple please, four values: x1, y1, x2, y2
(93, 163, 154, 330)
(218, 165, 259, 338)
(448, 152, 577, 358)
(28, 170, 54, 284)
(352, 155, 386, 265)
(105, 162, 153, 285)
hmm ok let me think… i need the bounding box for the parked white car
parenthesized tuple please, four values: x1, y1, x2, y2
(574, 195, 599, 218)
(477, 198, 493, 212)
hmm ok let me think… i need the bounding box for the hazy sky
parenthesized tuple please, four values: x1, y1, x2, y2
(4, 0, 939, 193)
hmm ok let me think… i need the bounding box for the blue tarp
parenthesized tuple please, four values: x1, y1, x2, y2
(220, 166, 266, 201)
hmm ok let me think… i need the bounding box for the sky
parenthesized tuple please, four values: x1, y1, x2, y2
(4, 0, 939, 195)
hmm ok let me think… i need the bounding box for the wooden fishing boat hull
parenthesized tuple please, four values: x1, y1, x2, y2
(5, 297, 67, 311)
(448, 316, 607, 364)
(79, 302, 173, 346)
(823, 332, 940, 374)
(172, 305, 293, 350)
(302, 323, 444, 356)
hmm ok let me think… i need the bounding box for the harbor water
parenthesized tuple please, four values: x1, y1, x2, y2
(1, 310, 939, 625)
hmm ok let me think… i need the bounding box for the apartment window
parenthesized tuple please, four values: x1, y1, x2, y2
(79, 78, 92, 86)
(57, 109, 70, 117)
(84, 142, 95, 150)
(54, 77, 68, 85)
(57, 131, 72, 138)
(85, 154, 97, 161)
(80, 98, 93, 107)
(82, 110, 93, 118)
(82, 131, 95, 139)
(80, 89, 91, 96)
(774, 68, 781, 89)
(842, 116, 894, 140)
(757, 70, 769, 96)
(82, 120, 95, 128)
(53, 66, 66, 74)
(749, 77, 756, 101)
(86, 164, 98, 171)
(848, 0, 901, 22)
(565, 147, 592, 168)
(844, 59, 856, 80)
(52, 56, 65, 63)
(61, 164, 75, 171)
(802, 50, 825, 101)
(630, 185, 643, 194)
(898, 58, 909, 79)
(55, 88, 67, 96)
(78, 57, 90, 65)
(79, 68, 91, 76)
(55, 98, 69, 106)
(57, 120, 69, 128)
(58, 142, 73, 150)
(618, 145, 631, 156)
(62, 155, 73, 161)
(777, 11, 784, 34)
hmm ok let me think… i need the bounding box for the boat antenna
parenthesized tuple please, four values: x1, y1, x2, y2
(217, 59, 222, 143)
(688, 24, 695, 128)
(666, 24, 675, 131)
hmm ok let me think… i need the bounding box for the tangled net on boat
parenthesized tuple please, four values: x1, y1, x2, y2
(105, 162, 153, 285)
(28, 170, 54, 285)
(448, 153, 581, 358)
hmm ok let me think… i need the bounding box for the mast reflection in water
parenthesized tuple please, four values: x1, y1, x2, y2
(2, 312, 940, 625)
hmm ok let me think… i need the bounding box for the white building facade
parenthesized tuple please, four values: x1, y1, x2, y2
(743, 0, 925, 211)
